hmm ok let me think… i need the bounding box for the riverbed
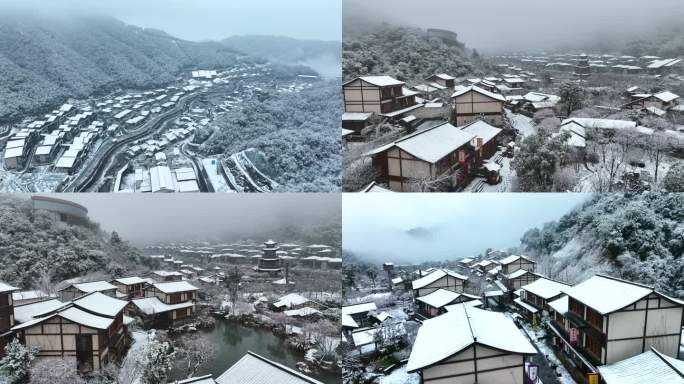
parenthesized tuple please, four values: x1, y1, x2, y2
(169, 320, 339, 384)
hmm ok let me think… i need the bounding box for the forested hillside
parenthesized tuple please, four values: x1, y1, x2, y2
(343, 24, 486, 82)
(200, 80, 342, 192)
(222, 35, 340, 77)
(0, 10, 245, 122)
(520, 193, 684, 297)
(0, 196, 155, 289)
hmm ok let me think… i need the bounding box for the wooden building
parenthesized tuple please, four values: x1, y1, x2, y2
(412, 269, 468, 298)
(341, 112, 373, 136)
(597, 347, 684, 384)
(127, 297, 195, 328)
(368, 122, 480, 192)
(59, 281, 119, 301)
(111, 277, 147, 300)
(503, 269, 539, 291)
(151, 270, 184, 282)
(0, 282, 18, 355)
(343, 76, 420, 117)
(342, 302, 377, 330)
(144, 281, 198, 305)
(498, 255, 536, 275)
(415, 289, 480, 319)
(451, 86, 505, 127)
(547, 275, 684, 373)
(407, 306, 537, 384)
(515, 277, 571, 322)
(426, 73, 456, 88)
(460, 120, 502, 162)
(11, 292, 128, 372)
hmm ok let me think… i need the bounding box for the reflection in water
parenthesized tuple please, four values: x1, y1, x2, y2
(170, 320, 339, 384)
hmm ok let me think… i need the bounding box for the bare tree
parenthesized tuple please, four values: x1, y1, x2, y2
(175, 333, 218, 379)
(225, 267, 243, 316)
(30, 358, 86, 384)
(303, 320, 339, 362)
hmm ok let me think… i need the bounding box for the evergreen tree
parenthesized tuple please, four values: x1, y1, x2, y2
(141, 341, 176, 384)
(0, 338, 39, 384)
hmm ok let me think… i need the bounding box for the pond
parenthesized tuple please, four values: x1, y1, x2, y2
(170, 320, 339, 384)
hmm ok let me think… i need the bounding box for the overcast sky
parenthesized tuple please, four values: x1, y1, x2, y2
(344, 0, 684, 53)
(56, 194, 339, 245)
(343, 193, 591, 264)
(2, 0, 341, 42)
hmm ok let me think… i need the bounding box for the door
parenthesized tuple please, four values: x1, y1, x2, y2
(75, 335, 93, 372)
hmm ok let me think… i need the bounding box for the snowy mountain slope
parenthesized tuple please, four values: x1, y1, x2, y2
(521, 193, 684, 297)
(0, 10, 245, 122)
(0, 196, 155, 289)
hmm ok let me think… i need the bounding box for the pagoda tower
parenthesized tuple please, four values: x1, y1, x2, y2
(257, 239, 282, 275)
(574, 53, 591, 79)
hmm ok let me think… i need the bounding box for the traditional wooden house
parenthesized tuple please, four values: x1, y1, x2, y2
(151, 270, 184, 282)
(367, 122, 478, 192)
(111, 277, 147, 300)
(415, 289, 480, 319)
(272, 293, 311, 312)
(215, 351, 324, 384)
(547, 275, 684, 373)
(144, 281, 198, 305)
(341, 302, 377, 330)
(343, 76, 421, 117)
(629, 91, 680, 111)
(451, 86, 506, 127)
(426, 73, 456, 88)
(515, 277, 571, 322)
(11, 292, 128, 372)
(341, 112, 373, 136)
(412, 269, 468, 298)
(503, 269, 539, 291)
(461, 120, 502, 161)
(498, 255, 536, 275)
(407, 306, 537, 383)
(59, 281, 119, 301)
(0, 282, 18, 355)
(127, 297, 195, 328)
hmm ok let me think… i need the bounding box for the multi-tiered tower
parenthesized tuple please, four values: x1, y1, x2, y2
(574, 53, 591, 79)
(257, 239, 282, 275)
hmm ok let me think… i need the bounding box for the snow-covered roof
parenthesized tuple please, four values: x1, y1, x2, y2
(461, 120, 502, 145)
(444, 299, 483, 311)
(498, 255, 533, 265)
(361, 181, 392, 193)
(406, 306, 536, 372)
(391, 277, 403, 285)
(13, 299, 65, 324)
(367, 122, 476, 164)
(412, 269, 468, 290)
(561, 118, 637, 131)
(548, 295, 568, 315)
(506, 269, 532, 280)
(654, 91, 679, 102)
(557, 122, 587, 147)
(274, 293, 309, 309)
(416, 289, 462, 308)
(342, 314, 359, 328)
(348, 76, 404, 87)
(562, 275, 658, 314)
(451, 85, 506, 102)
(432, 73, 455, 80)
(12, 290, 53, 302)
(113, 276, 146, 285)
(130, 297, 194, 315)
(598, 348, 684, 384)
(152, 270, 184, 277)
(521, 277, 571, 300)
(284, 307, 321, 317)
(70, 280, 118, 293)
(215, 351, 324, 384)
(514, 297, 539, 313)
(341, 112, 373, 121)
(342, 302, 377, 316)
(152, 281, 199, 294)
(73, 292, 128, 317)
(172, 375, 217, 384)
(0, 281, 19, 293)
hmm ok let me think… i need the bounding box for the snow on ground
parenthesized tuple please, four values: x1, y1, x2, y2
(521, 323, 577, 384)
(507, 109, 537, 138)
(377, 365, 419, 384)
(118, 330, 155, 384)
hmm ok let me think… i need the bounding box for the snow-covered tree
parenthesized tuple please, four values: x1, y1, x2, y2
(662, 162, 684, 192)
(0, 338, 39, 384)
(174, 334, 217, 379)
(141, 341, 175, 384)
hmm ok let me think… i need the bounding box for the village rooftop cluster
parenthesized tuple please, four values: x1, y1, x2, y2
(342, 253, 684, 384)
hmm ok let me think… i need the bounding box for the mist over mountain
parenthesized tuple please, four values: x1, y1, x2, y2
(222, 35, 341, 78)
(0, 10, 247, 122)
